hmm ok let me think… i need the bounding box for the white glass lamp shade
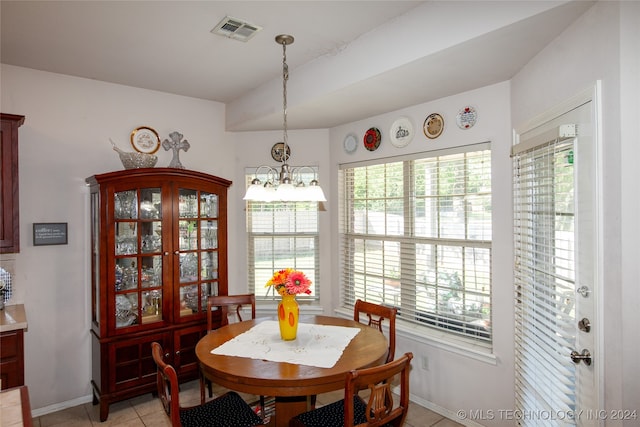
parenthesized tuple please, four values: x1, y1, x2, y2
(262, 185, 277, 202)
(274, 182, 297, 201)
(243, 183, 267, 201)
(305, 184, 327, 202)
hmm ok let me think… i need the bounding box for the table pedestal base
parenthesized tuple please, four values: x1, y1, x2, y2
(270, 395, 310, 427)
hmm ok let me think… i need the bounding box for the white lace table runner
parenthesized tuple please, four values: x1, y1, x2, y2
(210, 320, 360, 368)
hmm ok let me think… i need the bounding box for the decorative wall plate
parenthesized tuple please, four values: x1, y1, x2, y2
(130, 126, 161, 154)
(456, 106, 478, 129)
(389, 117, 414, 148)
(423, 113, 444, 139)
(343, 133, 358, 154)
(363, 127, 382, 151)
(271, 142, 291, 162)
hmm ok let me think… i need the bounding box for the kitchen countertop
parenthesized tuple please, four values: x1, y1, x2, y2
(0, 304, 28, 333)
(0, 386, 33, 427)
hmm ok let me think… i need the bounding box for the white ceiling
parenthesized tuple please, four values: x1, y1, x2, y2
(1, 1, 594, 131)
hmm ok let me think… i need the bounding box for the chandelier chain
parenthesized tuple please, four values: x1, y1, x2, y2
(242, 34, 326, 202)
(281, 40, 289, 164)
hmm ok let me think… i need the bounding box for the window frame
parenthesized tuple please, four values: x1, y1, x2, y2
(245, 168, 321, 302)
(339, 143, 493, 349)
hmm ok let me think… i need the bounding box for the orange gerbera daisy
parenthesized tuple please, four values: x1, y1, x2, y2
(265, 268, 312, 295)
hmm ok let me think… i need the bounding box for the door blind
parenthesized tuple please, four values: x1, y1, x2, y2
(513, 134, 577, 425)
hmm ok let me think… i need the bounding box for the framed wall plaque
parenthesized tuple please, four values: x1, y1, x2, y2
(33, 222, 68, 246)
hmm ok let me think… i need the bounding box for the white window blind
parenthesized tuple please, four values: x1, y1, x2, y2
(246, 171, 320, 301)
(513, 135, 577, 424)
(339, 145, 492, 345)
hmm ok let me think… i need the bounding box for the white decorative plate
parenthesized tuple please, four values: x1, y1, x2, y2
(389, 117, 414, 148)
(130, 126, 161, 154)
(456, 106, 477, 129)
(343, 133, 358, 154)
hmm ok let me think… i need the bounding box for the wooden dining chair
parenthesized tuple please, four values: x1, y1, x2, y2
(206, 293, 256, 331)
(201, 294, 267, 418)
(309, 299, 398, 410)
(151, 342, 265, 427)
(290, 352, 414, 427)
(354, 299, 397, 363)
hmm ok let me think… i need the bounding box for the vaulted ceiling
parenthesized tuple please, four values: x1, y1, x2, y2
(1, 1, 594, 131)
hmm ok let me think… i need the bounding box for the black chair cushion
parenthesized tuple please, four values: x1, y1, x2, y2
(180, 391, 263, 427)
(291, 395, 393, 427)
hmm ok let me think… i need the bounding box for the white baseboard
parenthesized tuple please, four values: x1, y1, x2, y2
(390, 384, 485, 427)
(31, 394, 94, 418)
(409, 394, 485, 427)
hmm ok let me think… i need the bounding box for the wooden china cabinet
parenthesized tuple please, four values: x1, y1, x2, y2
(86, 168, 231, 421)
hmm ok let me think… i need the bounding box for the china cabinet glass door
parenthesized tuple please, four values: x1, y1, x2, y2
(177, 188, 219, 318)
(114, 187, 164, 328)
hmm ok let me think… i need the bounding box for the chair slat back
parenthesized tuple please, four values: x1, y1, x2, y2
(345, 352, 413, 427)
(151, 342, 182, 427)
(207, 294, 256, 331)
(353, 299, 397, 363)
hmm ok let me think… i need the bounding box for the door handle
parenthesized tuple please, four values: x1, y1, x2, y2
(578, 317, 591, 333)
(576, 286, 590, 298)
(570, 349, 592, 366)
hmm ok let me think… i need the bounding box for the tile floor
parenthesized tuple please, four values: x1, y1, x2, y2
(32, 379, 464, 427)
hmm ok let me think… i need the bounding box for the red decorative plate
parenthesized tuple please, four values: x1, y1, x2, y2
(363, 127, 382, 151)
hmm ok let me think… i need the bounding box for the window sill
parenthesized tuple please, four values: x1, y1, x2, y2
(256, 301, 324, 319)
(333, 307, 497, 366)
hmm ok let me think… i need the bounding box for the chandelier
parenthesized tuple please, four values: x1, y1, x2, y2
(243, 34, 326, 202)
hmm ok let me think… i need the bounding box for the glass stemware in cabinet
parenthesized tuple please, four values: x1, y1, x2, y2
(115, 258, 138, 291)
(179, 220, 197, 251)
(115, 222, 137, 255)
(140, 188, 162, 254)
(200, 251, 218, 282)
(114, 190, 138, 219)
(141, 220, 161, 254)
(139, 196, 160, 220)
(180, 284, 199, 316)
(141, 290, 162, 324)
(179, 253, 198, 283)
(141, 255, 162, 288)
(115, 293, 138, 328)
(200, 192, 218, 218)
(179, 190, 198, 218)
(201, 220, 218, 249)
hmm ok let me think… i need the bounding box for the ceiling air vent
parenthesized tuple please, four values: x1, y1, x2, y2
(211, 16, 262, 42)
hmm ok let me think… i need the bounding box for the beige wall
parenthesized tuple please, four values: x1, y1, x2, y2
(0, 64, 234, 410)
(329, 80, 513, 425)
(512, 1, 640, 421)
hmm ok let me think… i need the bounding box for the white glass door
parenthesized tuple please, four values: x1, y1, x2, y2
(513, 91, 600, 425)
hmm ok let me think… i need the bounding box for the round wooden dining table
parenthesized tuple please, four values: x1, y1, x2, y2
(195, 314, 388, 427)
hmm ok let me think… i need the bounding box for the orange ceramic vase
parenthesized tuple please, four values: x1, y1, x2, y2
(278, 294, 299, 340)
